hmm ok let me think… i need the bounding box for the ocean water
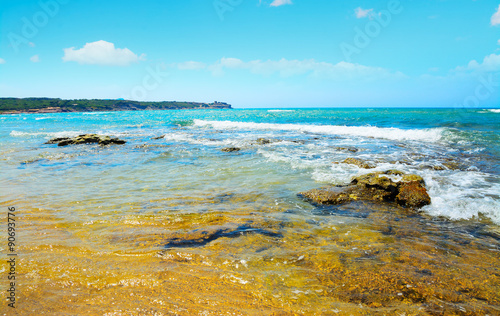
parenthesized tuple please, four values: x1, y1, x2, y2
(1, 108, 499, 315)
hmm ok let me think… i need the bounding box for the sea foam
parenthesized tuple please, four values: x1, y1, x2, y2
(193, 120, 446, 143)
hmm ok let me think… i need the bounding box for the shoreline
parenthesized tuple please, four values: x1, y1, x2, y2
(0, 106, 233, 115)
(0, 98, 232, 114)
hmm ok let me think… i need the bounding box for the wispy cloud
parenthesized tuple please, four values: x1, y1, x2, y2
(0, 58, 5, 64)
(30, 55, 40, 63)
(270, 0, 292, 7)
(62, 40, 145, 66)
(354, 7, 374, 19)
(176, 61, 207, 70)
(177, 57, 405, 80)
(492, 4, 500, 26)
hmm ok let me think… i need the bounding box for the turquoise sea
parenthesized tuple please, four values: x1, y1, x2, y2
(1, 108, 499, 315)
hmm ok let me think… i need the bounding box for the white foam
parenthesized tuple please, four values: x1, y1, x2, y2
(268, 110, 295, 112)
(193, 120, 446, 143)
(10, 130, 84, 138)
(485, 109, 500, 113)
(259, 143, 500, 224)
(423, 171, 500, 224)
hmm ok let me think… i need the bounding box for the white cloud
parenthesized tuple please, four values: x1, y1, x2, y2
(30, 55, 40, 63)
(205, 57, 405, 80)
(62, 40, 145, 66)
(0, 58, 5, 64)
(492, 5, 500, 26)
(464, 54, 500, 72)
(270, 0, 292, 7)
(176, 61, 207, 70)
(29, 42, 36, 47)
(355, 7, 374, 19)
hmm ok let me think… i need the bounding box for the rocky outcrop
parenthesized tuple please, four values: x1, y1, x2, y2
(255, 138, 272, 145)
(340, 158, 375, 169)
(221, 147, 241, 152)
(335, 146, 359, 153)
(299, 170, 431, 209)
(45, 134, 126, 146)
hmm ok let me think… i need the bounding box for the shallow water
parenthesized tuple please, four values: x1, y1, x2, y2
(1, 108, 499, 315)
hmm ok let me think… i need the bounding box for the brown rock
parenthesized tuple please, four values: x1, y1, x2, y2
(341, 158, 375, 169)
(335, 147, 359, 153)
(299, 170, 431, 210)
(255, 138, 272, 145)
(298, 186, 353, 205)
(46, 134, 126, 146)
(396, 181, 431, 208)
(221, 147, 241, 152)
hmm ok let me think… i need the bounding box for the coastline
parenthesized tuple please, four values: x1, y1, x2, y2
(0, 97, 232, 114)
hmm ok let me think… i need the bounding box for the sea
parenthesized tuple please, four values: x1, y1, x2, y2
(1, 108, 499, 315)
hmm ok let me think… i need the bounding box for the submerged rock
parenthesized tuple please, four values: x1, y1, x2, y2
(299, 170, 431, 209)
(45, 134, 126, 146)
(221, 147, 241, 152)
(335, 146, 359, 153)
(44, 137, 71, 144)
(255, 138, 272, 145)
(340, 158, 375, 169)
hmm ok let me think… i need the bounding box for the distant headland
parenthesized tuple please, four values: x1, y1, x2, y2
(0, 98, 232, 114)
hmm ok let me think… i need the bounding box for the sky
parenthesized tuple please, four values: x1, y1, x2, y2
(0, 0, 499, 108)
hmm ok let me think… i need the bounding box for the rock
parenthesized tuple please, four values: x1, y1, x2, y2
(341, 158, 375, 169)
(442, 161, 461, 170)
(151, 135, 165, 140)
(335, 147, 359, 153)
(298, 186, 352, 205)
(44, 137, 71, 144)
(255, 138, 272, 145)
(45, 134, 126, 146)
(396, 182, 431, 208)
(98, 136, 126, 146)
(299, 170, 431, 209)
(221, 147, 241, 152)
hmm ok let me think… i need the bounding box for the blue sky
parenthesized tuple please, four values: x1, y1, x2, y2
(0, 0, 499, 108)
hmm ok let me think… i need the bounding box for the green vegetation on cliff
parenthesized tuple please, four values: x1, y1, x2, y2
(0, 98, 231, 113)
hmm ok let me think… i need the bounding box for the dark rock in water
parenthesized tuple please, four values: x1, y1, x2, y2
(396, 181, 431, 208)
(221, 147, 241, 152)
(151, 135, 165, 140)
(46, 134, 126, 146)
(255, 138, 272, 145)
(164, 224, 282, 249)
(299, 170, 431, 209)
(98, 136, 126, 146)
(44, 137, 71, 144)
(335, 146, 359, 153)
(339, 157, 375, 169)
(442, 161, 462, 170)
